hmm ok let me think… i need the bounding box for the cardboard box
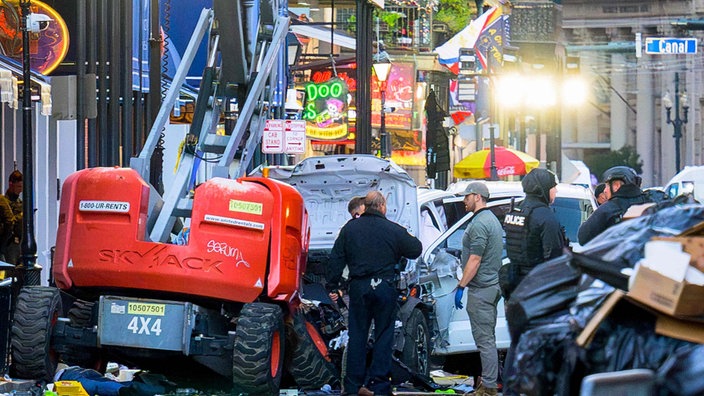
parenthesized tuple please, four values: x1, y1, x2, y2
(577, 290, 704, 347)
(628, 264, 704, 317)
(655, 315, 704, 344)
(576, 289, 626, 347)
(654, 236, 704, 272)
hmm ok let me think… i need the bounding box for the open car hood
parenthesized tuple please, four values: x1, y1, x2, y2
(257, 155, 420, 251)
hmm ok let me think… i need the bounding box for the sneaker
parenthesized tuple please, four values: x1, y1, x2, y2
(471, 384, 498, 396)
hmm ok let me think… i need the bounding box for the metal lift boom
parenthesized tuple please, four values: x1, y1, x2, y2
(129, 1, 290, 243)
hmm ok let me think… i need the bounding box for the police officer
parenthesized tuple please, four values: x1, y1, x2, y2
(502, 168, 565, 300)
(454, 182, 503, 396)
(502, 168, 565, 396)
(327, 191, 422, 396)
(577, 166, 648, 245)
(594, 183, 608, 206)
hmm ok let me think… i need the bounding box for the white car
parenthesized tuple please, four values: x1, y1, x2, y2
(447, 181, 597, 249)
(417, 180, 597, 356)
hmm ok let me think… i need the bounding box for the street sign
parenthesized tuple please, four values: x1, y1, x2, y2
(284, 120, 306, 154)
(457, 78, 476, 102)
(645, 37, 697, 54)
(262, 119, 284, 154)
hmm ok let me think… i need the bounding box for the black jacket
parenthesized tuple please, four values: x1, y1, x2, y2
(327, 209, 422, 290)
(577, 184, 649, 245)
(506, 196, 565, 271)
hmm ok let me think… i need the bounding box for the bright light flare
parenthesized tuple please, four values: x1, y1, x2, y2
(562, 77, 589, 107)
(495, 73, 526, 108)
(524, 76, 557, 108)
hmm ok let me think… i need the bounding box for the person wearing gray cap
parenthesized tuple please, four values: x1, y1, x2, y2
(454, 181, 503, 396)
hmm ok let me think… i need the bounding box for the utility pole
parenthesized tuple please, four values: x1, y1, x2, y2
(19, 0, 38, 280)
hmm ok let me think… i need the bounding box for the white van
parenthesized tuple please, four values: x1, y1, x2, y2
(664, 166, 704, 203)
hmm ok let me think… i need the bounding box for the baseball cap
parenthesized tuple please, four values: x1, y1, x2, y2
(463, 181, 489, 199)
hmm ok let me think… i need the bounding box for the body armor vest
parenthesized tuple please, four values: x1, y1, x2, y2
(504, 205, 542, 275)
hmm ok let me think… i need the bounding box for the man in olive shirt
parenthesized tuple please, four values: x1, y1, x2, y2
(454, 182, 503, 396)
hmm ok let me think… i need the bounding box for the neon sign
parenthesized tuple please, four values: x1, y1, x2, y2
(303, 77, 349, 140)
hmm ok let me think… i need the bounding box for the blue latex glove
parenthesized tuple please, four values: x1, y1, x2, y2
(454, 287, 464, 310)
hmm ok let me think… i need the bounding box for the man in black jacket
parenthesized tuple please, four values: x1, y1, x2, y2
(577, 166, 648, 245)
(502, 168, 566, 395)
(327, 191, 422, 396)
(503, 168, 565, 299)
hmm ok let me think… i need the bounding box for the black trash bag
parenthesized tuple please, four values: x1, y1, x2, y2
(582, 300, 694, 375)
(508, 323, 579, 396)
(580, 204, 704, 266)
(571, 252, 630, 291)
(505, 254, 581, 339)
(566, 278, 616, 330)
(655, 344, 704, 396)
(119, 372, 177, 396)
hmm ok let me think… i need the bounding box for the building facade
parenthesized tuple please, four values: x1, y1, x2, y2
(561, 0, 704, 186)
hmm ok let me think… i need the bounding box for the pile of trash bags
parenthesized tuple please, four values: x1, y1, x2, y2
(504, 204, 704, 396)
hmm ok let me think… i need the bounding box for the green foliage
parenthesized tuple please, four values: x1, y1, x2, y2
(378, 10, 403, 29)
(435, 0, 476, 36)
(347, 14, 356, 34)
(584, 145, 644, 182)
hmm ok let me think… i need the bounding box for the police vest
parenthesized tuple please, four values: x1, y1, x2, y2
(504, 206, 543, 274)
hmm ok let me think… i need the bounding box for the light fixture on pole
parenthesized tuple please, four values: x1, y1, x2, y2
(285, 33, 303, 116)
(663, 72, 689, 173)
(373, 51, 392, 158)
(286, 32, 302, 67)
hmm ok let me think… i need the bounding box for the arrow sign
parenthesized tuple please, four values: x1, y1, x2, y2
(645, 37, 697, 54)
(262, 119, 284, 154)
(285, 120, 306, 154)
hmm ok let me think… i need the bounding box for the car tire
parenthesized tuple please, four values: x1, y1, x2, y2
(10, 286, 62, 382)
(394, 308, 430, 383)
(232, 303, 285, 395)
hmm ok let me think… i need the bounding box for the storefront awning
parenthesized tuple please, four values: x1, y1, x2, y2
(290, 25, 356, 50)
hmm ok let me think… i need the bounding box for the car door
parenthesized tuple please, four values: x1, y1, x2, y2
(420, 198, 516, 354)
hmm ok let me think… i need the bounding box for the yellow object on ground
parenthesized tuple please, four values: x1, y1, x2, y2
(54, 381, 89, 396)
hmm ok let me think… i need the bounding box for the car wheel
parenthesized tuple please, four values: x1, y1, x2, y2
(394, 308, 430, 383)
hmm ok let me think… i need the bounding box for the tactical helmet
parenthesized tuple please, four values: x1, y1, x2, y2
(522, 168, 558, 202)
(602, 166, 640, 186)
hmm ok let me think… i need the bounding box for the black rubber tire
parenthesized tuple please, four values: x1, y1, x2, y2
(396, 309, 430, 383)
(10, 286, 62, 382)
(67, 299, 94, 326)
(232, 303, 285, 395)
(289, 311, 340, 390)
(62, 299, 104, 371)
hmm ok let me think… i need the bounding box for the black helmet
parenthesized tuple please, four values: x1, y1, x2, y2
(602, 166, 640, 186)
(522, 168, 558, 203)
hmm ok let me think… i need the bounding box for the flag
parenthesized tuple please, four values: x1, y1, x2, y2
(474, 13, 505, 71)
(434, 6, 503, 74)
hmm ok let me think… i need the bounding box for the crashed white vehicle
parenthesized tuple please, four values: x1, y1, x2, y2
(260, 155, 595, 383)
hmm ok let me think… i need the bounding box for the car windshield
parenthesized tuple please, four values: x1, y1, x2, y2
(551, 197, 593, 243)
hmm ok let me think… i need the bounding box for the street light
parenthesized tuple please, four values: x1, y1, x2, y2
(285, 33, 303, 115)
(286, 32, 302, 67)
(373, 52, 392, 158)
(663, 72, 689, 173)
(19, 0, 38, 285)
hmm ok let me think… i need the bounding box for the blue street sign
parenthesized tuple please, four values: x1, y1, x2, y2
(645, 37, 698, 54)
